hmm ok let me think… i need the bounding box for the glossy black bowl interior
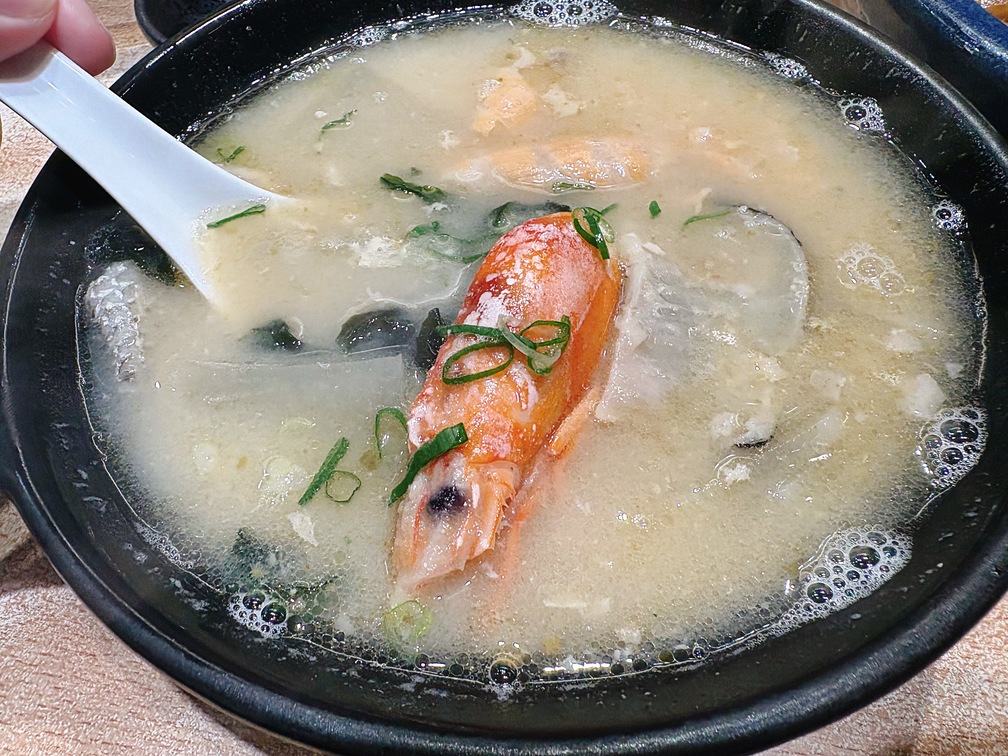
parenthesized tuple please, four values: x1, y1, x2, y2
(3, 0, 1008, 753)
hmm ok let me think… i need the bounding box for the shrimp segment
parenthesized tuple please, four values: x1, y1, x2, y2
(462, 136, 649, 190)
(394, 213, 622, 593)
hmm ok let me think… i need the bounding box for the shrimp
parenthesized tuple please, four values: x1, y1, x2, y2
(459, 136, 649, 190)
(393, 212, 622, 593)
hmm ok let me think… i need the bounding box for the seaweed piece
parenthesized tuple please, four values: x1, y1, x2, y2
(406, 222, 487, 264)
(85, 211, 180, 286)
(487, 201, 570, 231)
(229, 528, 336, 632)
(380, 173, 446, 203)
(249, 319, 302, 351)
(338, 308, 415, 356)
(414, 308, 446, 370)
(230, 527, 284, 588)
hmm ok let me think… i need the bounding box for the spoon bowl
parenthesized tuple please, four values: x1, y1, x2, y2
(0, 43, 285, 309)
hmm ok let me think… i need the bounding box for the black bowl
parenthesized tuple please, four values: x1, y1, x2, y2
(3, 0, 1008, 753)
(133, 0, 231, 44)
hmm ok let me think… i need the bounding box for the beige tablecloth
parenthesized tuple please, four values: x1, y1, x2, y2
(1, 2, 1006, 753)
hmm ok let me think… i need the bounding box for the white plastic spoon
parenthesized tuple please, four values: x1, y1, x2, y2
(0, 42, 285, 309)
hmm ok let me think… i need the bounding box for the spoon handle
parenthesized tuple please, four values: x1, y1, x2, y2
(0, 43, 280, 304)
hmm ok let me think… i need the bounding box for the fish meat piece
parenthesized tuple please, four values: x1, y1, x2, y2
(393, 212, 622, 592)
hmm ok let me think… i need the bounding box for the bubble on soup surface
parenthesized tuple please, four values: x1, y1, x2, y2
(838, 96, 885, 133)
(346, 25, 390, 48)
(837, 242, 907, 296)
(763, 52, 809, 80)
(932, 199, 966, 232)
(228, 590, 289, 639)
(136, 522, 196, 570)
(512, 0, 617, 26)
(774, 529, 911, 633)
(916, 407, 987, 489)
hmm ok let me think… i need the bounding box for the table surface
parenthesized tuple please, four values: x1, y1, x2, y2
(1, 1, 1006, 753)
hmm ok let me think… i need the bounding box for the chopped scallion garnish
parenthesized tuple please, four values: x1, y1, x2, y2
(324, 470, 362, 503)
(388, 423, 468, 504)
(438, 323, 507, 340)
(572, 206, 614, 260)
(600, 203, 618, 216)
(649, 200, 662, 217)
(216, 146, 245, 163)
(322, 109, 357, 131)
(374, 407, 407, 459)
(380, 173, 446, 203)
(382, 599, 432, 645)
(683, 208, 732, 227)
(442, 339, 514, 385)
(206, 203, 266, 229)
(299, 438, 350, 506)
(436, 318, 572, 382)
(497, 316, 571, 374)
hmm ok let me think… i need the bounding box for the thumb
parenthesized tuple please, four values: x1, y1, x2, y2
(0, 0, 58, 62)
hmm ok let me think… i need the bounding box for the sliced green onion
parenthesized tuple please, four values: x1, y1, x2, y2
(216, 146, 245, 163)
(682, 208, 732, 227)
(322, 109, 356, 131)
(498, 316, 571, 374)
(572, 206, 614, 260)
(519, 317, 572, 349)
(206, 203, 266, 229)
(442, 339, 514, 385)
(299, 438, 350, 506)
(437, 323, 505, 340)
(523, 316, 572, 374)
(438, 318, 572, 380)
(382, 599, 432, 645)
(600, 203, 618, 216)
(649, 200, 662, 217)
(388, 423, 468, 504)
(380, 173, 446, 203)
(552, 181, 595, 193)
(324, 470, 362, 503)
(374, 407, 407, 459)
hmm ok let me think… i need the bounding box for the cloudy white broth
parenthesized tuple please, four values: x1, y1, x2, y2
(82, 12, 986, 684)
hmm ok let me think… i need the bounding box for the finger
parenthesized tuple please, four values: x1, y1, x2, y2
(0, 0, 58, 62)
(44, 0, 115, 74)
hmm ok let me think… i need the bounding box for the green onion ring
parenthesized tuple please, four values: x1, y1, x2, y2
(374, 407, 407, 459)
(388, 423, 468, 504)
(571, 207, 614, 260)
(324, 471, 362, 503)
(442, 339, 514, 385)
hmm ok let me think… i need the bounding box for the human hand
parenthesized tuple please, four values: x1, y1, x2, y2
(0, 0, 115, 74)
